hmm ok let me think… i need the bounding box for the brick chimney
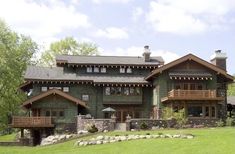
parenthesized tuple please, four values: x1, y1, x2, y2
(143, 45, 151, 62)
(210, 50, 227, 71)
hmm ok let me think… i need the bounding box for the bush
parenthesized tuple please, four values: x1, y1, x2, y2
(226, 117, 235, 126)
(140, 122, 148, 130)
(216, 119, 225, 127)
(87, 124, 98, 133)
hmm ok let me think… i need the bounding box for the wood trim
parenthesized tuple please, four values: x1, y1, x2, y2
(22, 89, 88, 109)
(145, 54, 234, 81)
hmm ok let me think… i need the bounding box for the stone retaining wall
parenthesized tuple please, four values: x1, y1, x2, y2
(127, 119, 175, 130)
(77, 115, 115, 132)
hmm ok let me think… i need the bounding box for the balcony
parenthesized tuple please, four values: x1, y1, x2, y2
(161, 89, 224, 102)
(11, 116, 54, 128)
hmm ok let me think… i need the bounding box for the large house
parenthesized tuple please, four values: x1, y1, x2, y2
(11, 46, 233, 145)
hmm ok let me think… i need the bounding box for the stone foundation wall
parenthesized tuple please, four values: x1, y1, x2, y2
(77, 115, 115, 132)
(55, 123, 77, 133)
(187, 118, 219, 127)
(128, 119, 175, 130)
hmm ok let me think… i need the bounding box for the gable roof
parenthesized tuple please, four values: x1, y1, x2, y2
(56, 55, 164, 66)
(24, 66, 149, 84)
(22, 89, 88, 109)
(145, 53, 234, 81)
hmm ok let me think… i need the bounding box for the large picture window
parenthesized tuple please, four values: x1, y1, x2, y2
(188, 106, 203, 117)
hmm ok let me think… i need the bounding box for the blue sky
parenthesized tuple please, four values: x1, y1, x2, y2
(0, 0, 234, 74)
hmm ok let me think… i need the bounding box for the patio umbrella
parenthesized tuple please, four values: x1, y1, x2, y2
(102, 107, 116, 112)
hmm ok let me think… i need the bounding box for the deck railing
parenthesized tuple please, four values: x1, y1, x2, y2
(168, 89, 217, 99)
(11, 116, 54, 128)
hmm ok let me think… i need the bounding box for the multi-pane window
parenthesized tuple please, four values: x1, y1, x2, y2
(116, 87, 122, 95)
(82, 94, 89, 101)
(105, 87, 111, 95)
(63, 87, 69, 92)
(188, 106, 203, 117)
(211, 106, 216, 117)
(130, 87, 135, 95)
(86, 67, 92, 73)
(105, 87, 141, 96)
(59, 111, 64, 117)
(126, 68, 132, 73)
(94, 67, 99, 73)
(49, 87, 62, 90)
(123, 87, 130, 95)
(41, 87, 48, 92)
(120, 68, 125, 73)
(100, 67, 106, 73)
(45, 110, 50, 116)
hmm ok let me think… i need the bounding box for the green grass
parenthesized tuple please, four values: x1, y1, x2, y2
(0, 127, 234, 154)
(0, 133, 16, 142)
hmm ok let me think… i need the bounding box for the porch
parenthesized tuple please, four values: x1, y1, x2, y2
(161, 89, 224, 102)
(11, 116, 54, 128)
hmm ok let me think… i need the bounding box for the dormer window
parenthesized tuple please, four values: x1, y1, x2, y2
(101, 67, 106, 73)
(120, 68, 125, 73)
(86, 67, 92, 73)
(126, 68, 132, 73)
(41, 87, 48, 92)
(94, 67, 99, 73)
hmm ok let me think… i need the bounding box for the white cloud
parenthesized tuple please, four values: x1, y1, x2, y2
(132, 7, 144, 21)
(0, 0, 90, 44)
(146, 0, 235, 35)
(101, 46, 180, 64)
(92, 0, 131, 4)
(94, 27, 129, 39)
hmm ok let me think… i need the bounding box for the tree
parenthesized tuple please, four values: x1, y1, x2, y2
(0, 19, 38, 133)
(228, 75, 235, 96)
(39, 37, 98, 66)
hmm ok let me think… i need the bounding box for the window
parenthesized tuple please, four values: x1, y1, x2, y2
(126, 68, 132, 73)
(175, 84, 181, 90)
(211, 106, 216, 117)
(110, 87, 116, 95)
(124, 87, 130, 95)
(188, 106, 203, 117)
(94, 67, 99, 73)
(45, 111, 50, 117)
(116, 87, 122, 95)
(59, 111, 64, 117)
(205, 106, 209, 117)
(120, 68, 125, 73)
(105, 87, 111, 95)
(82, 94, 89, 101)
(190, 84, 196, 90)
(41, 87, 48, 92)
(197, 84, 203, 90)
(130, 87, 135, 95)
(52, 111, 57, 117)
(101, 67, 106, 73)
(49, 87, 61, 90)
(86, 67, 92, 73)
(135, 87, 140, 95)
(63, 87, 69, 92)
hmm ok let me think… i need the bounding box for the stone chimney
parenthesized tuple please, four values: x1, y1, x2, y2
(143, 45, 151, 62)
(210, 50, 227, 71)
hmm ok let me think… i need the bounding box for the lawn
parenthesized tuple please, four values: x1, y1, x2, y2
(0, 133, 16, 142)
(0, 127, 234, 154)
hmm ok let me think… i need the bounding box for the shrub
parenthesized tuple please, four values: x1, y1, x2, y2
(216, 119, 225, 127)
(226, 117, 235, 126)
(146, 133, 150, 135)
(86, 124, 98, 133)
(140, 122, 148, 130)
(163, 107, 187, 128)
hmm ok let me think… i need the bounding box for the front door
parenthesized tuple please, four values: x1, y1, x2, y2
(115, 110, 137, 122)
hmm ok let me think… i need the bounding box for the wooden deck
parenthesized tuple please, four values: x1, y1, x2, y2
(161, 89, 224, 102)
(11, 116, 54, 128)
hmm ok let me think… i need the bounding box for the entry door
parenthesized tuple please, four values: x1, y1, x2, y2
(116, 111, 122, 122)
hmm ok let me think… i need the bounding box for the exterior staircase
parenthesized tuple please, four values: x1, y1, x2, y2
(115, 123, 126, 131)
